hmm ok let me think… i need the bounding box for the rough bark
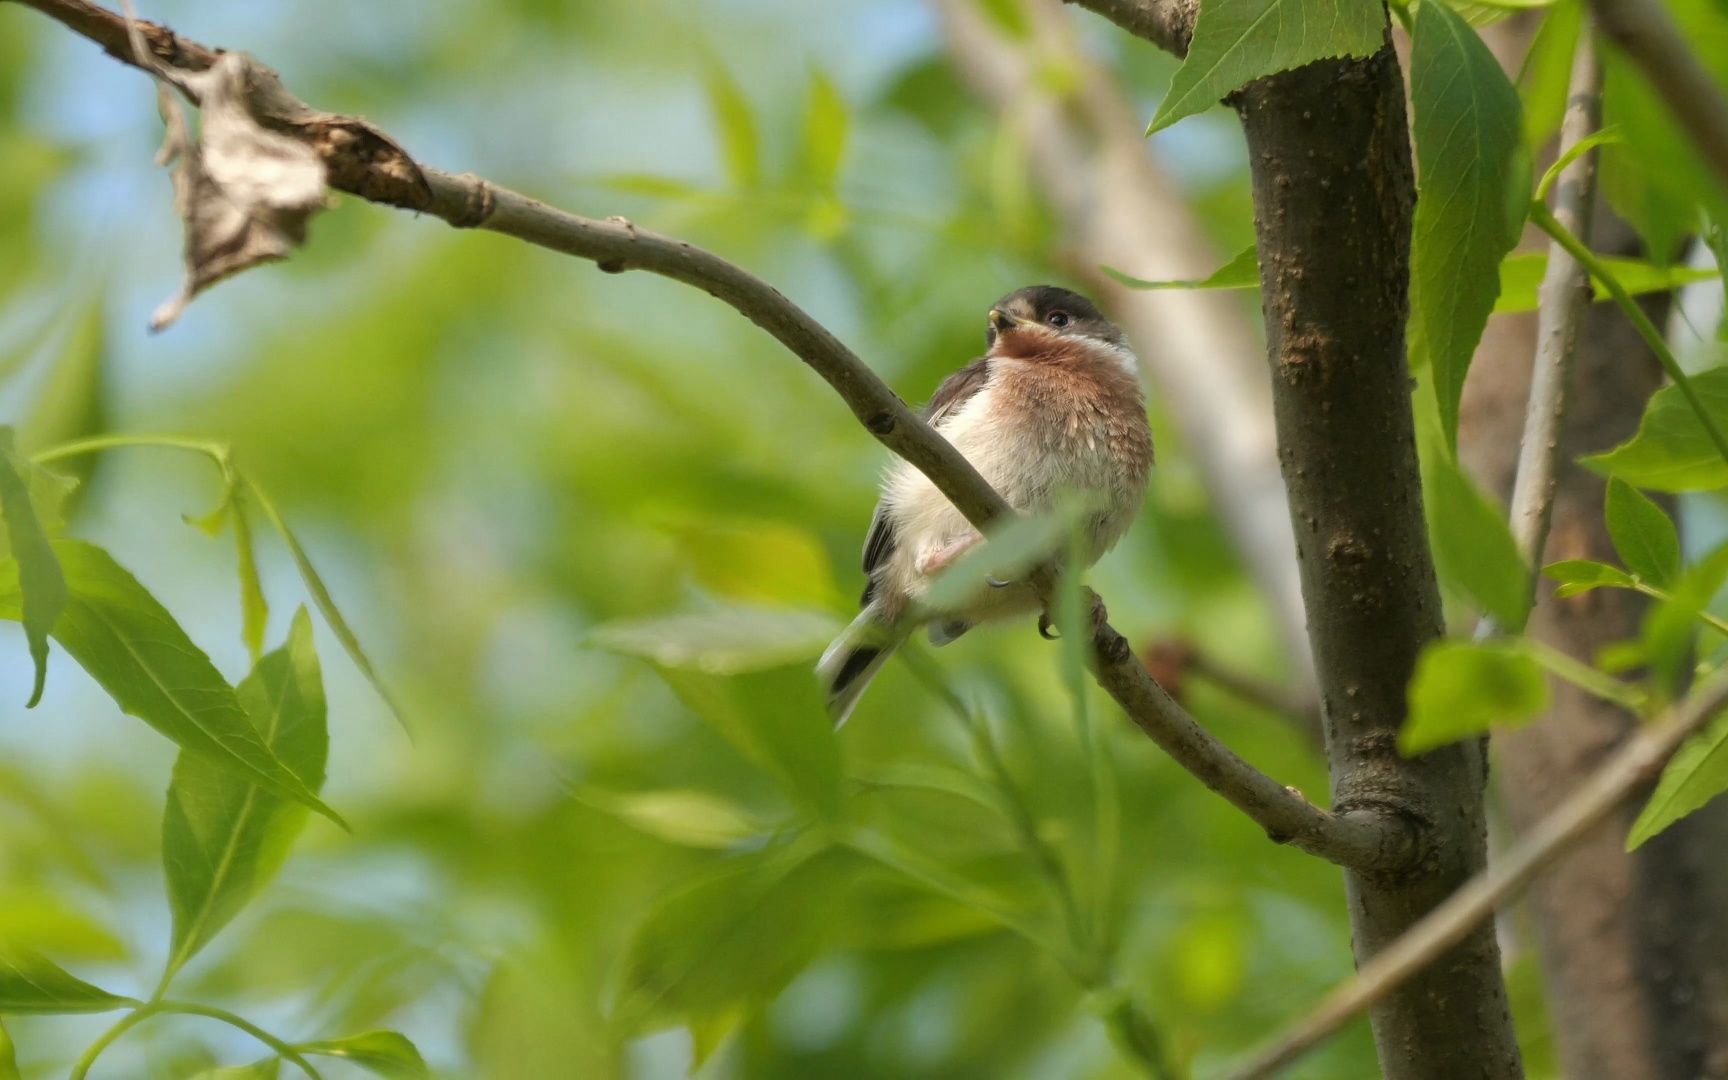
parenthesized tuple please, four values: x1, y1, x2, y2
(1463, 215, 1728, 1080)
(1234, 45, 1521, 1079)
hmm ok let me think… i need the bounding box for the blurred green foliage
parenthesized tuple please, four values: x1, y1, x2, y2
(4, 0, 1726, 1075)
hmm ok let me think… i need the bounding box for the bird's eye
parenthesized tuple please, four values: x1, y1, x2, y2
(1047, 311, 1071, 328)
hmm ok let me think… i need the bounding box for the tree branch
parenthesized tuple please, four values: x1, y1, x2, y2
(1588, 0, 1728, 192)
(0, 0, 1410, 872)
(1231, 666, 1728, 1079)
(1061, 0, 1194, 56)
(1500, 27, 1603, 610)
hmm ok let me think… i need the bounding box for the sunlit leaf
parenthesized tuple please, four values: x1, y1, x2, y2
(1628, 709, 1728, 849)
(703, 64, 761, 189)
(852, 762, 1005, 818)
(1409, 1, 1529, 450)
(1605, 479, 1680, 587)
(574, 787, 763, 849)
(1517, 0, 1581, 148)
(0, 542, 342, 827)
(1099, 246, 1259, 291)
(298, 1030, 428, 1079)
(589, 604, 839, 675)
(186, 1061, 279, 1080)
(163, 608, 328, 978)
(1542, 559, 1636, 598)
(664, 517, 838, 606)
(1148, 0, 1383, 132)
(0, 428, 65, 706)
(1585, 368, 1728, 491)
(1493, 252, 1716, 314)
(0, 942, 134, 1013)
(1426, 454, 1530, 630)
(616, 845, 856, 1029)
(1401, 639, 1549, 754)
(799, 69, 848, 192)
(232, 490, 269, 664)
(17, 300, 105, 504)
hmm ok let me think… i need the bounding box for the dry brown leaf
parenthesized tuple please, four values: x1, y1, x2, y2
(149, 53, 327, 331)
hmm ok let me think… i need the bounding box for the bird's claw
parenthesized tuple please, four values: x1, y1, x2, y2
(986, 575, 1012, 589)
(1038, 612, 1060, 639)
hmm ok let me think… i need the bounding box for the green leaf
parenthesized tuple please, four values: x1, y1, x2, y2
(0, 429, 66, 707)
(247, 478, 406, 733)
(851, 762, 1006, 818)
(1641, 541, 1728, 692)
(616, 844, 856, 1029)
(574, 788, 763, 849)
(1492, 252, 1716, 314)
(1409, 1, 1530, 450)
(1541, 559, 1636, 598)
(0, 542, 343, 828)
(297, 1030, 428, 1079)
(1628, 709, 1728, 849)
(1401, 639, 1550, 754)
(1605, 479, 1680, 587)
(1517, 0, 1580, 149)
(18, 300, 105, 469)
(187, 1061, 279, 1080)
(703, 64, 761, 189)
(656, 665, 844, 821)
(921, 498, 1090, 613)
(1534, 128, 1622, 203)
(589, 604, 839, 675)
(163, 608, 328, 977)
(1585, 368, 1728, 491)
(0, 1018, 18, 1080)
(1148, 0, 1384, 132)
(0, 942, 135, 1013)
(799, 69, 848, 192)
(1099, 245, 1260, 291)
(1426, 454, 1531, 630)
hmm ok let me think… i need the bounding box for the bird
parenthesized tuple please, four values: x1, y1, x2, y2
(817, 285, 1154, 726)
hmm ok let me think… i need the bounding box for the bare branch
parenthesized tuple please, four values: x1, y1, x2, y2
(1490, 27, 1603, 633)
(1061, 0, 1195, 56)
(1588, 0, 1728, 193)
(1231, 667, 1728, 1079)
(1, 0, 1411, 872)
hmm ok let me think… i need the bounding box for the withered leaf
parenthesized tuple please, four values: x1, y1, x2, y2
(150, 53, 327, 331)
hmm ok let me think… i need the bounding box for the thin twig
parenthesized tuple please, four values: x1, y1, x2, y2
(2, 0, 1409, 872)
(1230, 666, 1728, 1079)
(1506, 28, 1602, 586)
(1588, 0, 1728, 192)
(1062, 0, 1195, 55)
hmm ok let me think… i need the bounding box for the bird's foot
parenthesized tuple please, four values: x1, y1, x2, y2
(1037, 587, 1108, 641)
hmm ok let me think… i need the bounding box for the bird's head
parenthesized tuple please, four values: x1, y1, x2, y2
(985, 285, 1126, 358)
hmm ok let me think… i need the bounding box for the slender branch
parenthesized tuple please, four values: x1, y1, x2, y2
(1, 0, 1409, 871)
(1530, 204, 1728, 467)
(1504, 28, 1603, 590)
(1231, 666, 1728, 1079)
(1587, 0, 1728, 192)
(1061, 0, 1194, 56)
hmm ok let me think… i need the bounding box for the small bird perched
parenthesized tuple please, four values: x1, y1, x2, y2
(818, 285, 1154, 725)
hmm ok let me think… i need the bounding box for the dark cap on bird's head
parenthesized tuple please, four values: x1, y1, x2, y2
(986, 285, 1124, 351)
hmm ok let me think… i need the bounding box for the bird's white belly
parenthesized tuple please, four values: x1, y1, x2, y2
(879, 384, 1140, 615)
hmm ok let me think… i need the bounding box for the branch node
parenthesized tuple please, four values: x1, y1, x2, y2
(864, 411, 896, 435)
(447, 172, 494, 229)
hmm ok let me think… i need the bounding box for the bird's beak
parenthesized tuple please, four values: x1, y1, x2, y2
(989, 308, 1023, 333)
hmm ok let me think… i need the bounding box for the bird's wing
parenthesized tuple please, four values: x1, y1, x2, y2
(859, 357, 993, 605)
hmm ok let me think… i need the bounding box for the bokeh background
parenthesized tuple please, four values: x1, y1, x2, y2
(0, 1, 1565, 1076)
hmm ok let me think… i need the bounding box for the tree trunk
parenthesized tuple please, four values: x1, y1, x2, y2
(1462, 213, 1728, 1080)
(1233, 42, 1523, 1079)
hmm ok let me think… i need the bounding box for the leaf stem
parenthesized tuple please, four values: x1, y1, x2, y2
(1528, 203, 1728, 468)
(68, 999, 322, 1080)
(1633, 582, 1728, 638)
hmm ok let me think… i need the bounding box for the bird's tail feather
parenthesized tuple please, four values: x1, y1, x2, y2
(817, 605, 910, 728)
